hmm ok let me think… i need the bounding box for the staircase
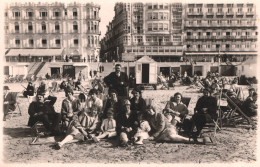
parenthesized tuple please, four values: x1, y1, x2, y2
(36, 62, 49, 78)
(34, 62, 46, 77)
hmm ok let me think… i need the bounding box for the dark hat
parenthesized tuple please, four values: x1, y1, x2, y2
(3, 86, 10, 90)
(131, 87, 142, 94)
(109, 89, 118, 95)
(65, 87, 74, 95)
(88, 89, 98, 95)
(248, 88, 256, 92)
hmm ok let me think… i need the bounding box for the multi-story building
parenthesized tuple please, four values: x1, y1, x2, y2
(183, 3, 257, 63)
(4, 2, 101, 62)
(101, 2, 257, 66)
(100, 2, 184, 62)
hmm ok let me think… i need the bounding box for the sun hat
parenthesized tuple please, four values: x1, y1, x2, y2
(3, 86, 10, 90)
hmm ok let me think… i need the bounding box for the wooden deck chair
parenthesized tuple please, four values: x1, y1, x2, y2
(221, 93, 255, 128)
(8, 92, 22, 118)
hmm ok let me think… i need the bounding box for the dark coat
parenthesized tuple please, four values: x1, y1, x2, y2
(27, 96, 57, 127)
(116, 111, 138, 135)
(194, 95, 217, 115)
(242, 97, 257, 117)
(130, 97, 146, 115)
(104, 72, 129, 97)
(4, 92, 17, 115)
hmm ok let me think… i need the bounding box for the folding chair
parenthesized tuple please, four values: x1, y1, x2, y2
(221, 92, 255, 128)
(8, 92, 22, 119)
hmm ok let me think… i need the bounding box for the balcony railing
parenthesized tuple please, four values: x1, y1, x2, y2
(246, 12, 254, 15)
(216, 12, 224, 15)
(236, 12, 244, 15)
(226, 11, 234, 15)
(206, 12, 214, 16)
(187, 12, 203, 15)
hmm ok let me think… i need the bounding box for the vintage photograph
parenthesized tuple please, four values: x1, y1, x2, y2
(1, 0, 259, 165)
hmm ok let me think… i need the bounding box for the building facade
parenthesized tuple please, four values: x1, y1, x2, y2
(4, 2, 101, 62)
(183, 3, 257, 63)
(100, 2, 257, 64)
(100, 2, 184, 62)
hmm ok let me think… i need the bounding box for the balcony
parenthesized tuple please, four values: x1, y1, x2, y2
(187, 12, 203, 16)
(216, 12, 224, 16)
(38, 16, 48, 20)
(85, 16, 101, 21)
(51, 16, 62, 20)
(86, 30, 100, 34)
(25, 30, 34, 34)
(246, 12, 254, 16)
(70, 30, 79, 33)
(206, 12, 214, 16)
(38, 30, 47, 34)
(132, 30, 144, 34)
(51, 30, 60, 33)
(226, 11, 234, 16)
(236, 12, 244, 16)
(24, 16, 34, 20)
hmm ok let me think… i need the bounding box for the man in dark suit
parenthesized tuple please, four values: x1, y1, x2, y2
(28, 92, 61, 136)
(3, 86, 17, 121)
(104, 64, 129, 101)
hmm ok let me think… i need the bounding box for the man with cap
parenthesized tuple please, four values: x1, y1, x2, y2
(191, 87, 218, 137)
(3, 86, 17, 121)
(104, 64, 129, 101)
(28, 92, 61, 135)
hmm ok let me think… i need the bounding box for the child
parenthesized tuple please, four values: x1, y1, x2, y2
(133, 120, 151, 145)
(56, 105, 100, 149)
(93, 108, 116, 142)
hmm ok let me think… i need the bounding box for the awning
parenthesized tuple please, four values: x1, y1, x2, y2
(6, 49, 64, 56)
(185, 52, 257, 55)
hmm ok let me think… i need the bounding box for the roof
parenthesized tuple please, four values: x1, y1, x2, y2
(6, 49, 64, 56)
(185, 52, 257, 55)
(136, 55, 156, 63)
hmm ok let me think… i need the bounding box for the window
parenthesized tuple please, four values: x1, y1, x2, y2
(40, 11, 48, 17)
(187, 44, 191, 48)
(226, 32, 231, 36)
(237, 20, 241, 24)
(159, 13, 163, 19)
(15, 22, 19, 31)
(148, 24, 152, 31)
(226, 44, 230, 48)
(153, 5, 158, 9)
(159, 5, 163, 9)
(5, 12, 8, 17)
(197, 20, 201, 25)
(73, 8, 77, 17)
(74, 39, 78, 45)
(208, 8, 213, 13)
(148, 13, 152, 19)
(73, 21, 78, 30)
(208, 20, 212, 25)
(28, 11, 33, 17)
(164, 4, 168, 9)
(28, 22, 33, 31)
(55, 22, 60, 30)
(206, 32, 211, 36)
(54, 11, 60, 17)
(164, 23, 168, 30)
(197, 8, 202, 13)
(42, 39, 47, 45)
(29, 39, 34, 45)
(248, 8, 252, 12)
(42, 22, 46, 31)
(56, 39, 60, 45)
(187, 32, 192, 36)
(217, 8, 222, 12)
(146, 36, 151, 41)
(216, 44, 220, 48)
(164, 13, 168, 20)
(153, 13, 158, 19)
(159, 23, 163, 30)
(14, 11, 20, 17)
(148, 4, 152, 9)
(153, 23, 158, 31)
(238, 8, 242, 12)
(15, 39, 20, 45)
(189, 8, 194, 13)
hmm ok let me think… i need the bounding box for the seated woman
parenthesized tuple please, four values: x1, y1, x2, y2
(163, 92, 189, 125)
(56, 105, 100, 149)
(37, 81, 48, 95)
(23, 82, 35, 97)
(130, 88, 146, 117)
(116, 100, 138, 147)
(146, 105, 191, 143)
(103, 89, 122, 118)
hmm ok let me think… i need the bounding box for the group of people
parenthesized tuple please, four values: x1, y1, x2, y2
(3, 63, 258, 150)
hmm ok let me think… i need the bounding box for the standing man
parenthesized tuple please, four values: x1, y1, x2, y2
(104, 64, 129, 101)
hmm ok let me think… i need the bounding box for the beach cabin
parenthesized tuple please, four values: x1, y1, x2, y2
(135, 56, 157, 87)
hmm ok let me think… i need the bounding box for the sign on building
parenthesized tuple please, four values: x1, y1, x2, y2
(122, 53, 135, 62)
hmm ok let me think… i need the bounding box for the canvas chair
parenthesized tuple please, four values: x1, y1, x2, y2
(8, 92, 22, 119)
(221, 92, 255, 128)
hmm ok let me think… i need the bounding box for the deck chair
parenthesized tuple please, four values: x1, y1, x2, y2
(221, 93, 255, 128)
(8, 92, 22, 119)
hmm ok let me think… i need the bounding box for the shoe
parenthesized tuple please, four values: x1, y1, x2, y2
(134, 140, 143, 145)
(56, 142, 62, 149)
(93, 136, 100, 143)
(120, 141, 128, 147)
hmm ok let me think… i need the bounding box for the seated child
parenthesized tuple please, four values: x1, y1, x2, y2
(93, 108, 116, 142)
(56, 105, 100, 149)
(133, 119, 151, 145)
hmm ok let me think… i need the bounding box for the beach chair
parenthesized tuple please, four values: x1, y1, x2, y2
(221, 92, 255, 128)
(8, 92, 22, 119)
